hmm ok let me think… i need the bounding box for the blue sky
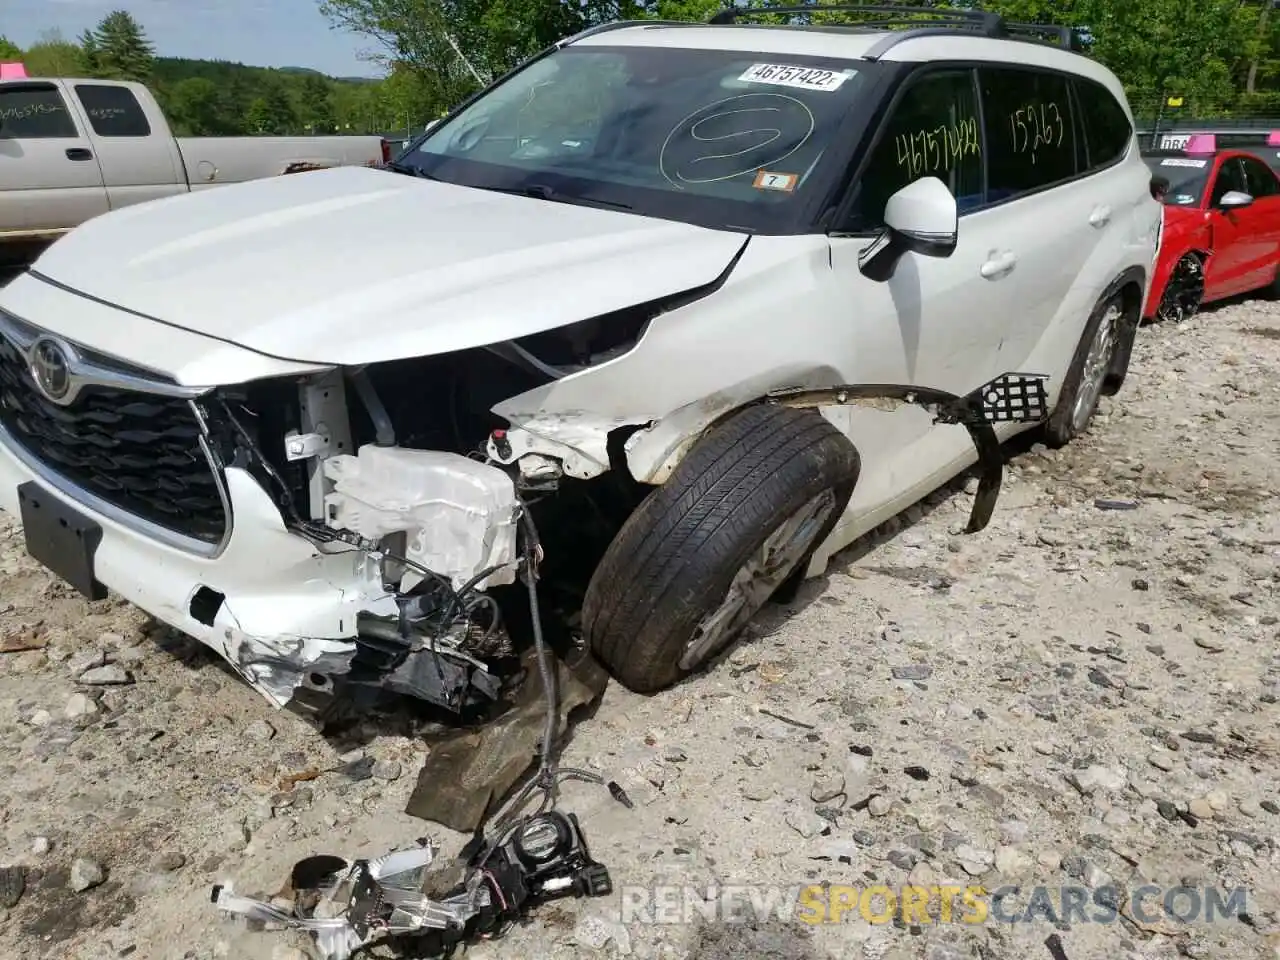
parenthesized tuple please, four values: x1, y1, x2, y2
(4, 0, 383, 77)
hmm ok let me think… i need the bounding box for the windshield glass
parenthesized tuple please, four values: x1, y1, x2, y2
(399, 45, 871, 232)
(1144, 155, 1211, 206)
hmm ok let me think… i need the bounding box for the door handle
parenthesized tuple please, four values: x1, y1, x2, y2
(980, 251, 1018, 279)
(1089, 205, 1112, 227)
(65, 148, 93, 161)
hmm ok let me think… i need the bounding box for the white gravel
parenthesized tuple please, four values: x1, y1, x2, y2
(2, 296, 1279, 960)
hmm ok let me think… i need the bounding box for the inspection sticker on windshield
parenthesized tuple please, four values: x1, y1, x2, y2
(753, 171, 798, 192)
(739, 63, 849, 92)
(1160, 157, 1208, 168)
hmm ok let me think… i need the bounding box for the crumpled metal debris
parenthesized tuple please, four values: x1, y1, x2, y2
(405, 644, 609, 830)
(213, 842, 475, 960)
(214, 806, 614, 959)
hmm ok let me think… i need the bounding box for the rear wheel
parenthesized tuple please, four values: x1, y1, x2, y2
(1044, 293, 1123, 447)
(583, 405, 859, 693)
(1155, 253, 1205, 323)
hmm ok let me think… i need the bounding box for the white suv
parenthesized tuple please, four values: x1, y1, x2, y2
(0, 8, 1159, 715)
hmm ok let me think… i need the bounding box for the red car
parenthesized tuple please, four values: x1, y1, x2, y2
(1143, 136, 1280, 322)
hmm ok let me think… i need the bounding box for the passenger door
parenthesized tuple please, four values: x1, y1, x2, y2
(0, 81, 109, 237)
(1237, 154, 1280, 287)
(829, 67, 1013, 396)
(69, 81, 186, 210)
(1203, 157, 1254, 298)
(826, 67, 1012, 519)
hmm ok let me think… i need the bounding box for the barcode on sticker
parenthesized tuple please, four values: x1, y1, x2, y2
(738, 63, 850, 92)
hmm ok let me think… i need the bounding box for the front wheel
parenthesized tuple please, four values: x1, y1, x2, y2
(1155, 253, 1205, 323)
(582, 405, 860, 693)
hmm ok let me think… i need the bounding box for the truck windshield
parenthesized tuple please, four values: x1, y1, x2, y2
(1144, 154, 1211, 206)
(397, 45, 871, 232)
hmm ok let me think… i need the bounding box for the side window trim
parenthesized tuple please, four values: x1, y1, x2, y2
(972, 66, 989, 203)
(1068, 78, 1090, 172)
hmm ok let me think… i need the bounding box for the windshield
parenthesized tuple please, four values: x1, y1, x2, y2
(398, 45, 872, 232)
(1144, 155, 1211, 206)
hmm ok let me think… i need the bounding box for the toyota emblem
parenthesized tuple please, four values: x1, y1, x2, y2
(29, 338, 72, 402)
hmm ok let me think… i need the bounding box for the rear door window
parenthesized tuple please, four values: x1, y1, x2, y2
(847, 68, 983, 230)
(74, 84, 152, 137)
(0, 83, 78, 138)
(979, 67, 1080, 203)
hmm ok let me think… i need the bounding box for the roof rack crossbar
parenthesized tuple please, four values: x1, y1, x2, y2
(1003, 21, 1074, 48)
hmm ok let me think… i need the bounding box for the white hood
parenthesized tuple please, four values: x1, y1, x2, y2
(32, 166, 748, 366)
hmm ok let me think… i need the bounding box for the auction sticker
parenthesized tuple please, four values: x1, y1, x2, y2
(739, 63, 849, 92)
(753, 170, 798, 192)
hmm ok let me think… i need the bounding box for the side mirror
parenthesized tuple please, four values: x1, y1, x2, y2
(1218, 190, 1253, 210)
(424, 119, 442, 134)
(858, 177, 958, 282)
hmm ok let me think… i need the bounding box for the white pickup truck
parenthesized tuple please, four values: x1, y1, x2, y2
(0, 76, 390, 248)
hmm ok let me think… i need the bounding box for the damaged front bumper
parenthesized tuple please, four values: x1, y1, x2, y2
(0, 441, 514, 716)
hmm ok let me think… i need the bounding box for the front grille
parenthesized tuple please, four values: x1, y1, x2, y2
(0, 333, 227, 545)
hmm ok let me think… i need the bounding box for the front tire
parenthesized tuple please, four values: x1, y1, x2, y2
(583, 405, 860, 693)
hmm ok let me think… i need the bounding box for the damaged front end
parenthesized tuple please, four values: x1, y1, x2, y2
(190, 303, 660, 721)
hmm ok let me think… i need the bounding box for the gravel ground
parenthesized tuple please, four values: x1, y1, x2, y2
(1, 295, 1278, 960)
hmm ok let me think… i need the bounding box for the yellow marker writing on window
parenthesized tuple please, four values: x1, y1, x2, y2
(1008, 102, 1064, 164)
(894, 117, 979, 179)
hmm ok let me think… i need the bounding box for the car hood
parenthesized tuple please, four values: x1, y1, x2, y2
(31, 166, 749, 367)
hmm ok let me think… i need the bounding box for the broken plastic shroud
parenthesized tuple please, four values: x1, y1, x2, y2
(211, 810, 611, 960)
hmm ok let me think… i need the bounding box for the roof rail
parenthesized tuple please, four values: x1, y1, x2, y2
(557, 18, 703, 46)
(705, 3, 1076, 54)
(708, 4, 998, 28)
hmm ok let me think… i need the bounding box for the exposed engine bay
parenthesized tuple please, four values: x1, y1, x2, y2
(197, 325, 646, 723)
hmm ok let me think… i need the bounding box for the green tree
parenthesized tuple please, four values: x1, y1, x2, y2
(244, 82, 297, 134)
(975, 0, 1262, 116)
(299, 73, 337, 133)
(245, 97, 275, 134)
(87, 10, 156, 82)
(0, 36, 22, 61)
(166, 77, 223, 135)
(319, 0, 591, 113)
(22, 30, 86, 77)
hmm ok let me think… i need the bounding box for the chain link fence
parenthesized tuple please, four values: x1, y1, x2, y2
(1128, 93, 1280, 141)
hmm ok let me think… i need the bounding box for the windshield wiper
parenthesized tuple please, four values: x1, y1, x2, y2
(488, 183, 633, 211)
(383, 160, 441, 180)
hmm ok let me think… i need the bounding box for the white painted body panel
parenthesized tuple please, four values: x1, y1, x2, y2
(26, 166, 748, 366)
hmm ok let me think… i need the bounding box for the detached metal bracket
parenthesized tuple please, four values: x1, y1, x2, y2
(766, 372, 1049, 533)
